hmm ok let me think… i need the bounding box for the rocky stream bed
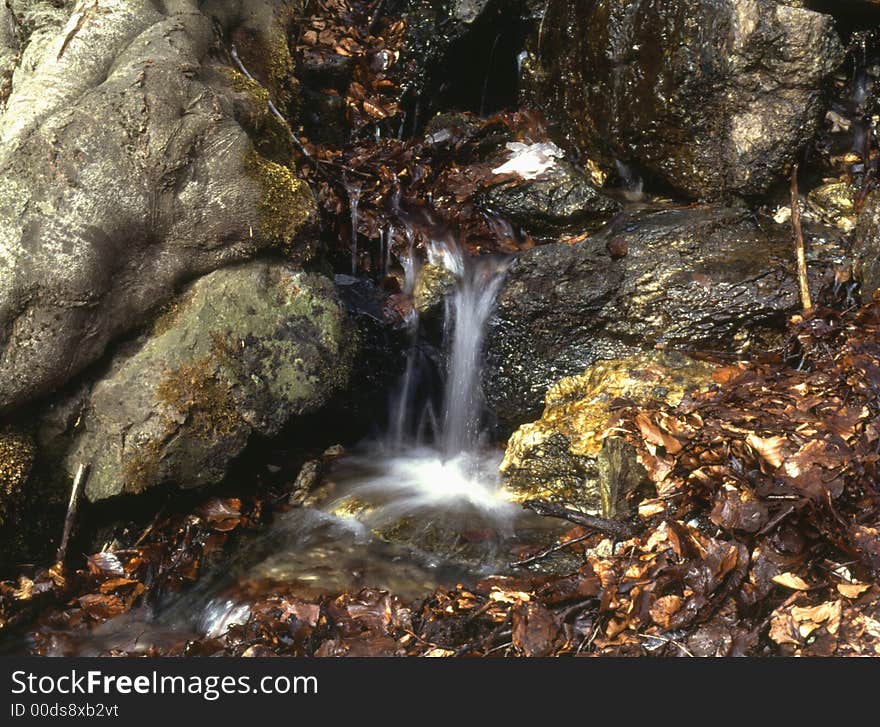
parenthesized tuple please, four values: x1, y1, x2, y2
(2, 0, 880, 657)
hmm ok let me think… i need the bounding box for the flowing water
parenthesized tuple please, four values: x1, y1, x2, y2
(29, 231, 561, 654)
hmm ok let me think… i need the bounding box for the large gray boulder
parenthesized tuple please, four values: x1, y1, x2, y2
(521, 0, 844, 199)
(484, 203, 847, 429)
(0, 0, 315, 414)
(53, 262, 356, 502)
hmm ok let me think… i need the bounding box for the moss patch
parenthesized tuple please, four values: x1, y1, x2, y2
(219, 66, 271, 105)
(501, 352, 717, 514)
(246, 150, 314, 251)
(156, 356, 239, 440)
(0, 427, 36, 526)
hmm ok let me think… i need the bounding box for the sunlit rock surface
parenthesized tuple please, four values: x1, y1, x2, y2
(0, 0, 315, 413)
(501, 352, 716, 516)
(521, 0, 844, 199)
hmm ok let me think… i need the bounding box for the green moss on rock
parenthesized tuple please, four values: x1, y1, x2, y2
(68, 263, 356, 501)
(246, 150, 315, 251)
(156, 356, 239, 440)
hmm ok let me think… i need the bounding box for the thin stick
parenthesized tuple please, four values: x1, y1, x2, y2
(523, 500, 640, 540)
(790, 163, 812, 312)
(56, 463, 89, 565)
(229, 46, 368, 184)
(510, 531, 593, 568)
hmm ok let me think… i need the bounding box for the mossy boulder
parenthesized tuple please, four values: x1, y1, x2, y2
(62, 262, 357, 501)
(500, 352, 716, 516)
(413, 263, 457, 316)
(0, 0, 315, 414)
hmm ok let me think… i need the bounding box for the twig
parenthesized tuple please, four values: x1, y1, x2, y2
(523, 500, 640, 540)
(56, 463, 89, 565)
(637, 632, 694, 657)
(790, 163, 812, 312)
(228, 46, 369, 186)
(134, 497, 169, 547)
(757, 503, 795, 536)
(229, 46, 312, 160)
(510, 531, 593, 568)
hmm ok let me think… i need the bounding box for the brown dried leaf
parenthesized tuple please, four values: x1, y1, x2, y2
(771, 573, 811, 591)
(747, 433, 787, 469)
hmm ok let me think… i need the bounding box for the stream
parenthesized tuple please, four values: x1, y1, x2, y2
(22, 234, 564, 656)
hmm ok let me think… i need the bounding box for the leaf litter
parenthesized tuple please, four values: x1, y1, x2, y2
(2, 297, 880, 656)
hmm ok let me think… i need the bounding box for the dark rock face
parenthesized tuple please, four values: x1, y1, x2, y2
(855, 190, 880, 302)
(57, 262, 356, 502)
(0, 0, 315, 414)
(484, 203, 847, 428)
(522, 0, 844, 199)
(484, 160, 620, 235)
(331, 275, 409, 433)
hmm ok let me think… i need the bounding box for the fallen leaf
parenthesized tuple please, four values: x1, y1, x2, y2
(837, 583, 871, 598)
(747, 433, 787, 469)
(772, 573, 811, 591)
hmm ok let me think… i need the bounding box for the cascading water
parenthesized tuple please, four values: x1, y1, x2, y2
(47, 229, 557, 654)
(346, 179, 363, 275)
(440, 253, 508, 458)
(327, 233, 515, 536)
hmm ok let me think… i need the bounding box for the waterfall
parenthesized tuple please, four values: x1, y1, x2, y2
(385, 229, 508, 458)
(439, 255, 508, 457)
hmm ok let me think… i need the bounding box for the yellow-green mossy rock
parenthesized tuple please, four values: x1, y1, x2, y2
(413, 263, 456, 316)
(807, 182, 857, 233)
(500, 352, 716, 516)
(65, 262, 357, 501)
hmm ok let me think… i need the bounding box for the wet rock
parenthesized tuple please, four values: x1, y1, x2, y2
(806, 182, 858, 233)
(62, 262, 356, 502)
(0, 0, 316, 414)
(484, 159, 620, 235)
(485, 203, 847, 428)
(522, 0, 844, 199)
(0, 426, 36, 526)
(854, 190, 880, 302)
(330, 275, 409, 434)
(413, 263, 457, 316)
(397, 0, 499, 97)
(501, 352, 715, 515)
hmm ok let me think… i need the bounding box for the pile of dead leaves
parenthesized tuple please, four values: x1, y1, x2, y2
(296, 0, 406, 135)
(0, 496, 261, 652)
(290, 0, 546, 272)
(304, 109, 548, 275)
(6, 299, 880, 657)
(591, 296, 880, 655)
